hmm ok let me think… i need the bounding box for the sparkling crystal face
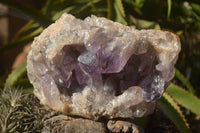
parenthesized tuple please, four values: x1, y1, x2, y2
(53, 43, 162, 102)
(27, 13, 181, 120)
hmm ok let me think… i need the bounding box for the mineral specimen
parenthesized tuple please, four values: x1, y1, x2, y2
(27, 13, 181, 120)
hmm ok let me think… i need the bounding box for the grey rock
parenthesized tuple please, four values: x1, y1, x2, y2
(107, 120, 144, 133)
(42, 115, 107, 133)
(42, 115, 144, 133)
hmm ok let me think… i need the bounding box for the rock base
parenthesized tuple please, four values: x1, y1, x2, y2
(42, 115, 143, 133)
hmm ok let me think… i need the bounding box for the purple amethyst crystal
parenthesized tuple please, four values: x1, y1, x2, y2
(27, 13, 181, 120)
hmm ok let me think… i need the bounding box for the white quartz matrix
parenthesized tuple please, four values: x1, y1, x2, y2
(27, 13, 181, 120)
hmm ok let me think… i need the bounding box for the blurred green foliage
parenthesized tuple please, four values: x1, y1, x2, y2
(0, 0, 200, 132)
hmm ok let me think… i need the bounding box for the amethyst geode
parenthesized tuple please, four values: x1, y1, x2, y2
(27, 13, 181, 120)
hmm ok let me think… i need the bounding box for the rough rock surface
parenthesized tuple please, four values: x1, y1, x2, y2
(42, 115, 143, 133)
(27, 13, 181, 120)
(42, 115, 107, 133)
(107, 120, 143, 133)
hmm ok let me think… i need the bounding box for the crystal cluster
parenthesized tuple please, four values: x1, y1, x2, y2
(27, 13, 181, 120)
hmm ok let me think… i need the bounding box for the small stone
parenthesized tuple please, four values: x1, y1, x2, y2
(42, 115, 107, 133)
(107, 120, 144, 133)
(27, 13, 181, 120)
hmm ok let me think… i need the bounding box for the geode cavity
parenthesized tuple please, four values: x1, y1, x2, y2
(27, 13, 181, 120)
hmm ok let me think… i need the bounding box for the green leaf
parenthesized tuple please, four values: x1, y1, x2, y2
(123, 0, 145, 15)
(191, 3, 200, 16)
(166, 83, 200, 117)
(158, 93, 190, 133)
(43, 0, 54, 15)
(52, 0, 87, 8)
(124, 0, 145, 9)
(73, 0, 102, 16)
(15, 79, 33, 89)
(130, 16, 160, 30)
(89, 0, 97, 14)
(0, 27, 42, 52)
(5, 62, 27, 89)
(15, 20, 40, 38)
(54, 0, 90, 6)
(175, 68, 195, 94)
(107, 0, 127, 25)
(52, 6, 77, 21)
(0, 0, 53, 27)
(22, 88, 34, 94)
(136, 19, 160, 29)
(167, 0, 171, 20)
